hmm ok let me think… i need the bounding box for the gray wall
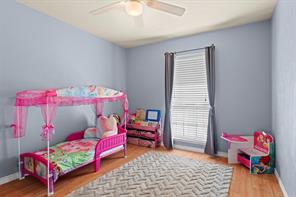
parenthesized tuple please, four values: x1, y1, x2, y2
(271, 1, 296, 196)
(126, 21, 272, 152)
(0, 0, 127, 178)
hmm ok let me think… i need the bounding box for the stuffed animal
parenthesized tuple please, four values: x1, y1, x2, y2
(97, 115, 118, 138)
(112, 113, 121, 125)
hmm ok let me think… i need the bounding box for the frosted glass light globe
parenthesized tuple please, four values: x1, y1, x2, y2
(125, 0, 143, 16)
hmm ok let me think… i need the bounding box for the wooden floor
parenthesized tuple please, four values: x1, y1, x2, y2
(0, 144, 283, 197)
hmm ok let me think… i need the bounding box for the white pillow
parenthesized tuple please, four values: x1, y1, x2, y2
(83, 127, 97, 139)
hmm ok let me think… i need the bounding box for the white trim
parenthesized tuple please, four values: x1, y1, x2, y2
(216, 151, 228, 158)
(0, 172, 18, 185)
(174, 144, 227, 158)
(275, 169, 289, 197)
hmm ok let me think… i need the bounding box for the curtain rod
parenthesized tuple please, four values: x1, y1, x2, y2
(173, 44, 215, 54)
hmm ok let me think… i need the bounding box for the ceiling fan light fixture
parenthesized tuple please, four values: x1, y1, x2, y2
(125, 0, 143, 16)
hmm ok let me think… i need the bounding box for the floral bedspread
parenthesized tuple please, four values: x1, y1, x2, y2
(34, 139, 98, 181)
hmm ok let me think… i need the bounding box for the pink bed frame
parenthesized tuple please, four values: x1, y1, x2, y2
(11, 86, 129, 196)
(20, 126, 127, 195)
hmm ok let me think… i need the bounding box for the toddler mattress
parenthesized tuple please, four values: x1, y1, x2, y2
(26, 139, 122, 182)
(32, 139, 98, 181)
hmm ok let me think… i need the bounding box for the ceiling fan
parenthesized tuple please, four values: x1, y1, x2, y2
(90, 0, 185, 17)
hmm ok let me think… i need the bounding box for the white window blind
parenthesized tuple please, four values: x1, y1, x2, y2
(171, 50, 209, 147)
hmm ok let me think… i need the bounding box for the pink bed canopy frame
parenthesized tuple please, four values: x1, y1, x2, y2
(10, 85, 128, 196)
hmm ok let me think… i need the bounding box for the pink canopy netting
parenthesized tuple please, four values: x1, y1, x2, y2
(11, 85, 128, 140)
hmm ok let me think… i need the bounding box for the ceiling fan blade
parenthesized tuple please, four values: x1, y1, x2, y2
(89, 1, 123, 15)
(145, 0, 185, 16)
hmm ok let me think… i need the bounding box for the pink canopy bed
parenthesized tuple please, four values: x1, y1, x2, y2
(11, 85, 128, 196)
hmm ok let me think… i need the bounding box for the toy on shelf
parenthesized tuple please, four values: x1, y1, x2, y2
(128, 109, 160, 127)
(238, 131, 274, 174)
(126, 108, 161, 148)
(221, 132, 253, 164)
(135, 108, 146, 122)
(145, 109, 161, 122)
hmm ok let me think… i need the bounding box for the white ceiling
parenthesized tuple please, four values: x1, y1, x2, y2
(18, 0, 277, 48)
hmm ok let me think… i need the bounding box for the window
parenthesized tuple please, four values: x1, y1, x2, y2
(171, 49, 209, 148)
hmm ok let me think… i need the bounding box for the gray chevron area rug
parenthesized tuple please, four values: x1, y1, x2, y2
(67, 152, 233, 197)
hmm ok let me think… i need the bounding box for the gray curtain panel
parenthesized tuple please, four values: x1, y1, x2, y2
(204, 45, 217, 155)
(163, 52, 175, 149)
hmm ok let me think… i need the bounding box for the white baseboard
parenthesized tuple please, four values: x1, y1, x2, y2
(174, 145, 227, 158)
(275, 169, 289, 197)
(216, 151, 228, 158)
(0, 172, 18, 185)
